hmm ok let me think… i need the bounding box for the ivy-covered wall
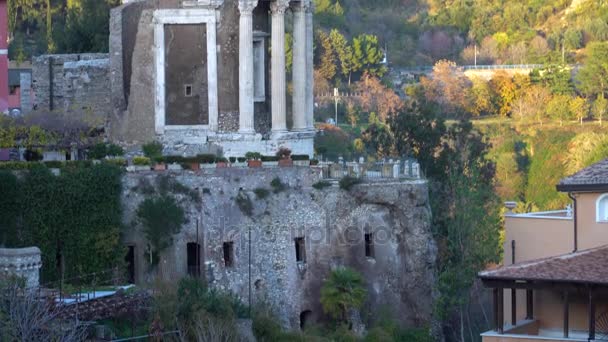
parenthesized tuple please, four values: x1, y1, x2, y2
(0, 164, 124, 282)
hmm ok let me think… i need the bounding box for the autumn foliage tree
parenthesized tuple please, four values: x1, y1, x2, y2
(356, 73, 403, 121)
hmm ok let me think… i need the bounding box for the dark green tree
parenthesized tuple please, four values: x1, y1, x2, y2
(577, 42, 608, 99)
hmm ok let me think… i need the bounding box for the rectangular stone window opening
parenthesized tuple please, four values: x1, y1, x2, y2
(223, 241, 234, 268)
(253, 37, 265, 102)
(125, 245, 135, 284)
(295, 237, 306, 263)
(365, 233, 375, 259)
(187, 242, 201, 277)
(184, 84, 193, 97)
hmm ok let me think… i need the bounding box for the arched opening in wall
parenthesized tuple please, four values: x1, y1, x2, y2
(300, 310, 313, 330)
(187, 242, 201, 277)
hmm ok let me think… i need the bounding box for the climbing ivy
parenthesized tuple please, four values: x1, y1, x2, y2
(0, 164, 124, 282)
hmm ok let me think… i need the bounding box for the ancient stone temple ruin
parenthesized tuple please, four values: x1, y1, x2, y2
(108, 0, 315, 157)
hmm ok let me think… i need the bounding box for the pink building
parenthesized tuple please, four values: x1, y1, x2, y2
(0, 0, 8, 113)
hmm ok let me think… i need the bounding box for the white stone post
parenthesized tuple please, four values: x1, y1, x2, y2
(305, 0, 315, 130)
(291, 1, 307, 131)
(238, 0, 258, 134)
(270, 0, 290, 133)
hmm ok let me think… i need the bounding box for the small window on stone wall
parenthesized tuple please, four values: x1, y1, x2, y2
(184, 84, 193, 97)
(365, 233, 374, 259)
(223, 242, 234, 267)
(295, 237, 306, 263)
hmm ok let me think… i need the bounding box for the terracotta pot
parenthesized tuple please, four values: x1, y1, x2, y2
(216, 162, 229, 168)
(248, 160, 262, 168)
(279, 159, 293, 167)
(190, 163, 200, 171)
(154, 163, 166, 171)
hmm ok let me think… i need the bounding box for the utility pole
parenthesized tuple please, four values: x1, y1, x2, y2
(333, 88, 339, 126)
(474, 44, 478, 66)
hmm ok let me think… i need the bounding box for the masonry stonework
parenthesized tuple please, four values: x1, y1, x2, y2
(121, 168, 437, 330)
(0, 247, 42, 288)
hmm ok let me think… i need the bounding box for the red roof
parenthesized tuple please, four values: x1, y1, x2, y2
(479, 246, 608, 285)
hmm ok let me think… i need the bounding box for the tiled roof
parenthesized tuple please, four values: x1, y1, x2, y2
(558, 159, 608, 191)
(479, 246, 608, 285)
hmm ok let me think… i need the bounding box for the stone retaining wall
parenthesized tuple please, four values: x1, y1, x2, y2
(121, 168, 437, 330)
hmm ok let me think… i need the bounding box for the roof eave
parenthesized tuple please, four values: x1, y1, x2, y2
(556, 183, 608, 193)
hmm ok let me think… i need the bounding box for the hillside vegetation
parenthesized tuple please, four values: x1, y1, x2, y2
(315, 0, 608, 66)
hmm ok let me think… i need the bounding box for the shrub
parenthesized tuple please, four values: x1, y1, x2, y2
(312, 180, 332, 190)
(88, 143, 108, 159)
(245, 152, 262, 160)
(339, 176, 361, 191)
(103, 158, 127, 167)
(310, 159, 319, 166)
(252, 312, 284, 341)
(236, 192, 253, 216)
(237, 157, 247, 163)
(270, 177, 287, 193)
(107, 144, 125, 157)
(0, 161, 32, 170)
(261, 155, 280, 162)
(143, 141, 163, 160)
(229, 157, 237, 163)
(43, 160, 63, 168)
(24, 149, 43, 162)
(133, 156, 151, 166)
(291, 154, 310, 161)
(196, 154, 217, 164)
(164, 155, 186, 164)
(254, 188, 270, 199)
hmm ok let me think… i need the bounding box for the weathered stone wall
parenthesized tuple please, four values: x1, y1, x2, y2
(0, 247, 42, 288)
(121, 168, 437, 330)
(32, 54, 109, 111)
(32, 54, 110, 128)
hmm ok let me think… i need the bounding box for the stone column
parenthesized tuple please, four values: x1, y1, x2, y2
(238, 0, 258, 134)
(291, 1, 307, 131)
(305, 0, 315, 130)
(270, 0, 290, 133)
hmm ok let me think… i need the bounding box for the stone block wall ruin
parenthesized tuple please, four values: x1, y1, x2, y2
(0, 247, 42, 288)
(121, 168, 438, 330)
(32, 53, 110, 128)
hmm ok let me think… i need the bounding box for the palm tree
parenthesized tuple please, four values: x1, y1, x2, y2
(320, 267, 367, 325)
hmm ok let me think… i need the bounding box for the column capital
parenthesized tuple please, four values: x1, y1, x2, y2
(270, 0, 290, 15)
(292, 0, 312, 12)
(238, 0, 258, 15)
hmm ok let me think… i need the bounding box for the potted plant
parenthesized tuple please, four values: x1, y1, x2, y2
(186, 157, 200, 171)
(153, 156, 166, 171)
(277, 147, 293, 167)
(245, 152, 262, 168)
(216, 157, 229, 168)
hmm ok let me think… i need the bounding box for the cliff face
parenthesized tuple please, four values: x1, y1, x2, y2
(121, 167, 437, 329)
